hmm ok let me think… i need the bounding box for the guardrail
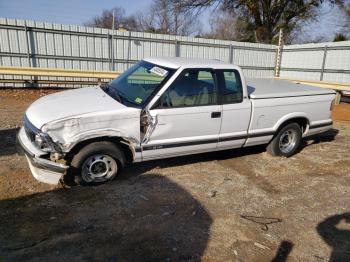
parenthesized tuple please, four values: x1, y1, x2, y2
(1, 67, 349, 105)
(0, 66, 119, 78)
(0, 66, 119, 87)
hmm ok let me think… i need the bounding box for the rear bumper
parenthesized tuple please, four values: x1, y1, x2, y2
(17, 127, 68, 185)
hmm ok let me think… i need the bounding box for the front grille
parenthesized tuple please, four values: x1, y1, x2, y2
(23, 115, 40, 142)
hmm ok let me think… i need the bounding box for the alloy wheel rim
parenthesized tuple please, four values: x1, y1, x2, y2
(279, 129, 297, 154)
(81, 154, 117, 183)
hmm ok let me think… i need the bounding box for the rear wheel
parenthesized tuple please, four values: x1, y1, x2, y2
(68, 141, 125, 185)
(267, 123, 302, 157)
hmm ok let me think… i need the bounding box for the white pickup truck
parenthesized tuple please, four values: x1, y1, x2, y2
(17, 57, 335, 185)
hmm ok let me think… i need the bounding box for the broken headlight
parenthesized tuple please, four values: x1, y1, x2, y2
(34, 132, 56, 152)
(24, 114, 60, 153)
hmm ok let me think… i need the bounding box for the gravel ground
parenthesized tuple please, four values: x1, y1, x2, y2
(0, 89, 349, 261)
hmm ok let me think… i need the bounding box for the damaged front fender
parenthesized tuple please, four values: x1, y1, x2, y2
(64, 129, 140, 161)
(40, 110, 142, 160)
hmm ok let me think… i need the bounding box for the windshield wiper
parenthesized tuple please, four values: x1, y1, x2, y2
(114, 90, 124, 104)
(100, 84, 124, 104)
(100, 83, 140, 107)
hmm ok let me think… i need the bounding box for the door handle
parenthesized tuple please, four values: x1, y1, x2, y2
(211, 112, 221, 118)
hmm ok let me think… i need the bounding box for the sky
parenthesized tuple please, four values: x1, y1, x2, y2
(0, 0, 152, 25)
(299, 3, 346, 43)
(0, 0, 346, 43)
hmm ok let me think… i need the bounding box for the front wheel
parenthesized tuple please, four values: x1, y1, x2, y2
(267, 123, 302, 157)
(67, 141, 125, 185)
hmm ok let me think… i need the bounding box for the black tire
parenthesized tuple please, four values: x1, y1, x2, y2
(66, 141, 125, 185)
(267, 123, 302, 157)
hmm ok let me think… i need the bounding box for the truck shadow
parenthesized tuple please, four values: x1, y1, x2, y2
(0, 174, 212, 261)
(303, 128, 339, 145)
(0, 128, 18, 156)
(299, 128, 339, 154)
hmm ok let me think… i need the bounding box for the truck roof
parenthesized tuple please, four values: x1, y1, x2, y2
(143, 58, 335, 99)
(143, 57, 236, 69)
(247, 78, 336, 99)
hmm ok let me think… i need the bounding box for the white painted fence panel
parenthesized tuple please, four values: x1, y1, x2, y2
(0, 18, 277, 87)
(1, 18, 349, 87)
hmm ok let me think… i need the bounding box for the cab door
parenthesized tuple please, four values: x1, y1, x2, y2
(216, 69, 251, 149)
(141, 69, 222, 160)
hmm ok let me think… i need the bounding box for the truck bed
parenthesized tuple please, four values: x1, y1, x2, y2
(247, 78, 335, 99)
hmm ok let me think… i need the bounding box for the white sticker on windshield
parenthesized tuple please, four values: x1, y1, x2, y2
(150, 66, 168, 77)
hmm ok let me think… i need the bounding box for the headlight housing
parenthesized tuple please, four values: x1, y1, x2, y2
(24, 114, 59, 153)
(34, 133, 54, 152)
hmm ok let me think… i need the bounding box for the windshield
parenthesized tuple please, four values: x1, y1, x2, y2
(104, 61, 175, 107)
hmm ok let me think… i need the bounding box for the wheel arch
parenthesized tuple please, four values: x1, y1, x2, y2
(273, 113, 310, 135)
(65, 136, 135, 165)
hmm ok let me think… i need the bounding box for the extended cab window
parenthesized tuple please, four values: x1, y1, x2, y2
(221, 70, 243, 104)
(158, 69, 218, 108)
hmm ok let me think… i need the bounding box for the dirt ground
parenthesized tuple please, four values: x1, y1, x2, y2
(0, 89, 350, 261)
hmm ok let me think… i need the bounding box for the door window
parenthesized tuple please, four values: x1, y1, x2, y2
(158, 69, 218, 108)
(221, 70, 243, 104)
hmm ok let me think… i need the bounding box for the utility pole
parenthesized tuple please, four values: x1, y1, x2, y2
(112, 10, 115, 31)
(274, 28, 283, 77)
(111, 10, 115, 71)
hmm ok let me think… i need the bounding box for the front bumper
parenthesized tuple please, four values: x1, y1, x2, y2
(17, 127, 68, 185)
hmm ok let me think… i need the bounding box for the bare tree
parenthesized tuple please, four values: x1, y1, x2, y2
(138, 0, 201, 36)
(339, 0, 350, 35)
(204, 9, 255, 42)
(207, 10, 238, 40)
(85, 7, 140, 31)
(172, 0, 340, 43)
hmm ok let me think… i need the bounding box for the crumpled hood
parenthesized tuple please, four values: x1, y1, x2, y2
(26, 86, 126, 129)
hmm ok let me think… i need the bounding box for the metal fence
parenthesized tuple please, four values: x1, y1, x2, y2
(0, 18, 277, 87)
(1, 17, 350, 88)
(280, 41, 350, 83)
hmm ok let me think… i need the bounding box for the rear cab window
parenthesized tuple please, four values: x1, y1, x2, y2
(218, 70, 243, 104)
